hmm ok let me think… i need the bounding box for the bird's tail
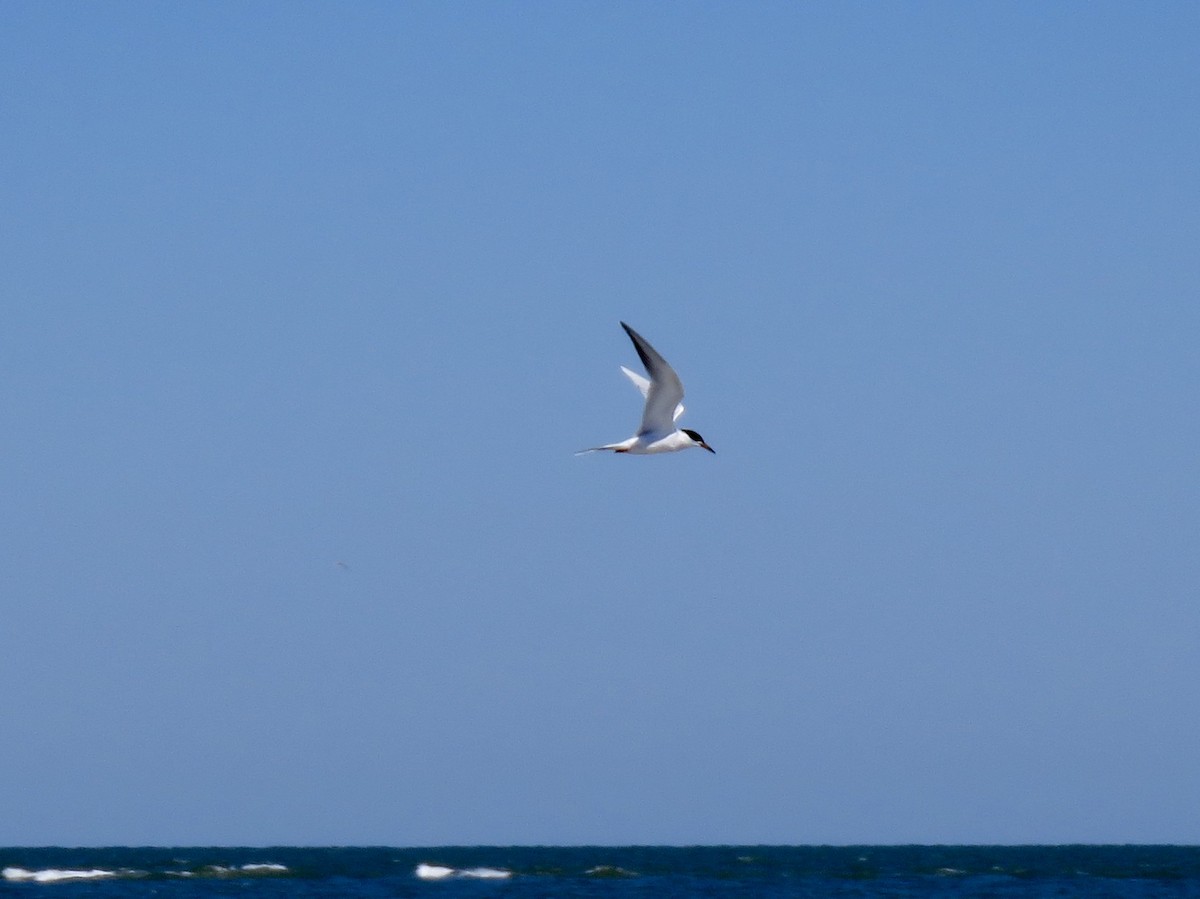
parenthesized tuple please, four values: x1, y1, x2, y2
(574, 443, 626, 455)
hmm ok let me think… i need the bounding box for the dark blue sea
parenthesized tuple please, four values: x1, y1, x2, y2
(4, 846, 1200, 897)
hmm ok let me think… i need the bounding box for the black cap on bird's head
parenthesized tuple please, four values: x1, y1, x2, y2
(681, 428, 715, 453)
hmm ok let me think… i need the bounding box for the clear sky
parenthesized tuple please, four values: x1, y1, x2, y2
(3, 2, 1198, 847)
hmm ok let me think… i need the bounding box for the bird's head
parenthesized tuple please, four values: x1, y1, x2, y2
(681, 428, 715, 454)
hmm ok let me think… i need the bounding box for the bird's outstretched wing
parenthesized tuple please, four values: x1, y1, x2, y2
(620, 322, 685, 436)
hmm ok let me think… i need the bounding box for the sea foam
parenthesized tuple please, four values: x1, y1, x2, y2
(3, 867, 120, 883)
(2, 863, 288, 883)
(415, 864, 455, 880)
(415, 863, 511, 880)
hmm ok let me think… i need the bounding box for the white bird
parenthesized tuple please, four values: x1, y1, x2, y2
(577, 322, 715, 455)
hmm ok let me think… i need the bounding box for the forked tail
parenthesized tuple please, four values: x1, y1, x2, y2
(574, 442, 629, 455)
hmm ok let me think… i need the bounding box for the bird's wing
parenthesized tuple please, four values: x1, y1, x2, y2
(620, 365, 650, 397)
(621, 366, 684, 421)
(620, 322, 685, 435)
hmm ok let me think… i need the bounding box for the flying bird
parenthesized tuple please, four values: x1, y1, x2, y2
(577, 322, 715, 455)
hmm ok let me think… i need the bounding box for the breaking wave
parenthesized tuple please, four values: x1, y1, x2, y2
(4, 867, 122, 884)
(3, 862, 289, 884)
(415, 862, 512, 880)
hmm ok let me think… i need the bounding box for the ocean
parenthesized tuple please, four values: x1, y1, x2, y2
(3, 846, 1200, 897)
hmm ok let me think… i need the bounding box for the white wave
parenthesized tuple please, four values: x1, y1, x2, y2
(3, 867, 118, 883)
(415, 863, 455, 880)
(163, 864, 288, 879)
(459, 867, 511, 879)
(415, 863, 511, 880)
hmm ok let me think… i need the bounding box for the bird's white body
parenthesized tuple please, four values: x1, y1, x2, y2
(578, 322, 714, 456)
(597, 431, 702, 455)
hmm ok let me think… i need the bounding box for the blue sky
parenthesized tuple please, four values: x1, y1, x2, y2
(3, 2, 1198, 846)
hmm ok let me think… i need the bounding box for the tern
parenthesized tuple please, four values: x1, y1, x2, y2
(577, 322, 715, 455)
